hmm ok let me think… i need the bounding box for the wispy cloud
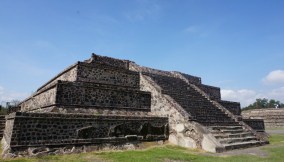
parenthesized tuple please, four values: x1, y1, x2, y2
(222, 71, 284, 107)
(125, 0, 162, 22)
(268, 87, 284, 100)
(263, 70, 284, 85)
(184, 26, 198, 33)
(32, 40, 57, 49)
(216, 79, 233, 85)
(8, 58, 54, 77)
(0, 86, 29, 105)
(183, 25, 208, 38)
(221, 89, 264, 107)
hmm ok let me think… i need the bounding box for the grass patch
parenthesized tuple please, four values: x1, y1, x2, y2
(1, 134, 284, 162)
(98, 145, 198, 162)
(96, 144, 284, 162)
(268, 134, 284, 144)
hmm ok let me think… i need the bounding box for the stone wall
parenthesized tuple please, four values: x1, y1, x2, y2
(178, 72, 202, 85)
(30, 106, 152, 116)
(3, 112, 168, 152)
(21, 81, 151, 112)
(57, 81, 151, 110)
(243, 119, 265, 132)
(36, 54, 134, 94)
(0, 116, 5, 138)
(21, 85, 57, 112)
(77, 62, 140, 88)
(199, 84, 221, 100)
(86, 53, 130, 70)
(218, 100, 241, 115)
(242, 108, 284, 128)
(3, 116, 14, 147)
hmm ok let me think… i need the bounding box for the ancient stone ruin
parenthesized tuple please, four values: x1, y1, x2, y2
(2, 54, 268, 157)
(242, 108, 284, 129)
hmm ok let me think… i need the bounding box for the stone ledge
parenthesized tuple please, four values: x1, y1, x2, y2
(6, 112, 168, 120)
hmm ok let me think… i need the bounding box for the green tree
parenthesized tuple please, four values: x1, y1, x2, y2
(242, 98, 284, 111)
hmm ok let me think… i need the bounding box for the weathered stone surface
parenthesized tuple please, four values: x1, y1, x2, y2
(20, 57, 150, 113)
(0, 116, 5, 137)
(3, 112, 168, 157)
(177, 72, 201, 85)
(218, 100, 241, 115)
(56, 81, 151, 109)
(77, 62, 139, 88)
(243, 119, 265, 132)
(5, 142, 147, 158)
(199, 84, 221, 100)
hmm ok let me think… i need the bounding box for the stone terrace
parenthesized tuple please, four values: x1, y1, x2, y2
(2, 54, 168, 158)
(2, 54, 268, 158)
(242, 108, 284, 128)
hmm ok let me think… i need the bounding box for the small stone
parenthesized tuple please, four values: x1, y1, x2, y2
(3, 153, 16, 159)
(157, 140, 164, 145)
(176, 124, 185, 133)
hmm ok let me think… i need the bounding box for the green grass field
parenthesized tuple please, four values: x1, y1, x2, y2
(1, 134, 284, 162)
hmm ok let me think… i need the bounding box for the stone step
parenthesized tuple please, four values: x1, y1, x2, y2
(194, 112, 227, 116)
(209, 126, 243, 130)
(214, 132, 254, 139)
(211, 129, 244, 134)
(196, 115, 229, 118)
(195, 117, 231, 121)
(223, 140, 262, 150)
(199, 121, 239, 126)
(219, 136, 257, 144)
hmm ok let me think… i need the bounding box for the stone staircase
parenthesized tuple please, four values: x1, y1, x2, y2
(143, 72, 267, 151)
(0, 115, 5, 138)
(208, 125, 263, 150)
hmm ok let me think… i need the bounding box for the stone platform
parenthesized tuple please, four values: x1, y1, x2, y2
(242, 108, 284, 128)
(2, 54, 168, 157)
(2, 112, 167, 157)
(1, 53, 268, 157)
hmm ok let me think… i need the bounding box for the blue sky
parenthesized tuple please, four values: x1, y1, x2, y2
(0, 0, 284, 107)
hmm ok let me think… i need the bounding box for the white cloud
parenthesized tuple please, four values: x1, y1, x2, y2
(221, 87, 284, 107)
(267, 87, 284, 102)
(0, 86, 29, 106)
(184, 26, 198, 33)
(183, 25, 208, 37)
(125, 1, 162, 22)
(0, 86, 3, 95)
(263, 70, 284, 85)
(221, 89, 263, 107)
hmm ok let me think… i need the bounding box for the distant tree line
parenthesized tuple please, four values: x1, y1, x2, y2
(0, 100, 21, 115)
(242, 98, 284, 111)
